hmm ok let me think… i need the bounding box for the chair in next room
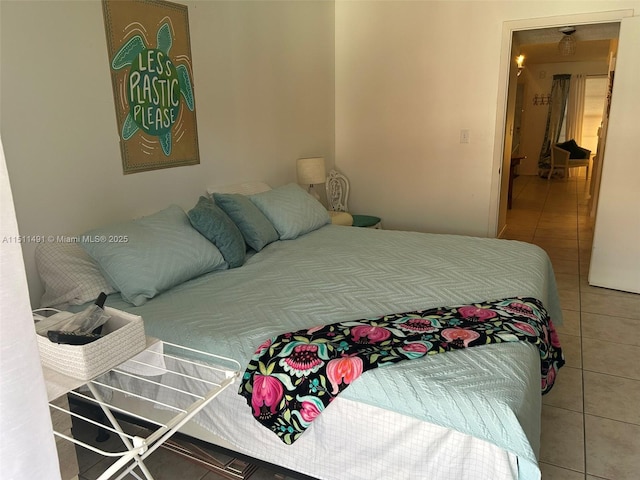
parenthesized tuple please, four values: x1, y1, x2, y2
(549, 140, 592, 180)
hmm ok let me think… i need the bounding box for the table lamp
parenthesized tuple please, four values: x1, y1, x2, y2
(296, 157, 326, 200)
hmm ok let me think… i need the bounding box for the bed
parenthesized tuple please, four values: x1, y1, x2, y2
(36, 182, 563, 480)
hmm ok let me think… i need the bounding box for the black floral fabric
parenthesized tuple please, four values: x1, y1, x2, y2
(239, 297, 564, 444)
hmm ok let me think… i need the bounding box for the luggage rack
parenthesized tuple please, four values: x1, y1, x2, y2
(46, 340, 241, 480)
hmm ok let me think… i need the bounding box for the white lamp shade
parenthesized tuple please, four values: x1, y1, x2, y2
(297, 157, 326, 185)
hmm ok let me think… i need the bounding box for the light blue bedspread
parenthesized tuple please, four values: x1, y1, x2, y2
(102, 225, 562, 479)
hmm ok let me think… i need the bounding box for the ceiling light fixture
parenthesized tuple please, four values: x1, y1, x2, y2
(558, 27, 577, 56)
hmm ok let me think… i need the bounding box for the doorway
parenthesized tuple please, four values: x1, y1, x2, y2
(505, 26, 617, 202)
(490, 10, 633, 238)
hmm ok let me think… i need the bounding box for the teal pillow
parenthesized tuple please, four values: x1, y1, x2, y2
(249, 183, 330, 240)
(188, 196, 245, 268)
(213, 193, 278, 252)
(81, 205, 227, 306)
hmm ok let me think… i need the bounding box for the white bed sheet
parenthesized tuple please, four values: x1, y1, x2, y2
(109, 354, 521, 480)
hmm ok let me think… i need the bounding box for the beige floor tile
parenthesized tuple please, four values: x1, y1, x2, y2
(538, 212, 577, 224)
(502, 232, 535, 242)
(582, 313, 640, 346)
(556, 309, 580, 337)
(580, 278, 640, 300)
(540, 405, 585, 472)
(539, 462, 585, 480)
(506, 212, 541, 224)
(558, 289, 580, 311)
(542, 206, 576, 216)
(534, 239, 580, 253)
(578, 249, 593, 264)
(534, 227, 578, 240)
(585, 415, 640, 480)
(547, 250, 581, 265)
(511, 200, 545, 212)
(550, 258, 580, 275)
(578, 246, 592, 260)
(561, 334, 582, 369)
(555, 273, 580, 291)
(582, 338, 640, 380)
(543, 366, 583, 412)
(577, 221, 594, 233)
(579, 260, 591, 277)
(581, 292, 640, 320)
(584, 371, 640, 425)
(578, 238, 593, 251)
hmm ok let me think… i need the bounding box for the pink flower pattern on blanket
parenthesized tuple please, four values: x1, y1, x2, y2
(326, 355, 364, 394)
(441, 328, 481, 347)
(239, 297, 565, 444)
(458, 305, 498, 321)
(350, 325, 391, 343)
(251, 374, 284, 419)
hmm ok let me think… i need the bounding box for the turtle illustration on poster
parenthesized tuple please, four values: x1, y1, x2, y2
(103, 0, 199, 173)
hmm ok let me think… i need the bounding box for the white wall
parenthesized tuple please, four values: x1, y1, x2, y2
(0, 0, 335, 306)
(335, 1, 640, 236)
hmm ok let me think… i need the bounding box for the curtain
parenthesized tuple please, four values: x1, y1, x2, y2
(566, 74, 586, 142)
(538, 74, 571, 177)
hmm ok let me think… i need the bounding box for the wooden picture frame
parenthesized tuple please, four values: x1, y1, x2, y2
(103, 0, 199, 174)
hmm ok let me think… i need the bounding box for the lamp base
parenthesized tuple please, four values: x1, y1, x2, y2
(308, 184, 321, 201)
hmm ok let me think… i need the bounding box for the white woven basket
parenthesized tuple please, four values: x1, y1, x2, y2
(37, 307, 146, 380)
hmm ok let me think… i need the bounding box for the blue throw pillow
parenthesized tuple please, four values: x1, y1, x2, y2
(249, 183, 330, 240)
(213, 193, 279, 252)
(188, 196, 245, 268)
(81, 205, 227, 306)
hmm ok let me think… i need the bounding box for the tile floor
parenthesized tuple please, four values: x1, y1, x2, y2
(503, 174, 640, 480)
(73, 174, 640, 479)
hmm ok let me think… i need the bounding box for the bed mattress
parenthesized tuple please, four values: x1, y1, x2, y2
(101, 225, 561, 479)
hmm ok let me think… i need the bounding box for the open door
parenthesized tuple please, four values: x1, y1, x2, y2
(588, 46, 617, 217)
(589, 15, 640, 294)
(490, 10, 634, 238)
(496, 39, 521, 237)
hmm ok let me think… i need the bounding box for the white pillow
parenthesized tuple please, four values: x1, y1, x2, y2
(249, 183, 330, 240)
(36, 242, 116, 308)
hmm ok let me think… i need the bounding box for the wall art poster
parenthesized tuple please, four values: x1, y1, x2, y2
(103, 0, 199, 174)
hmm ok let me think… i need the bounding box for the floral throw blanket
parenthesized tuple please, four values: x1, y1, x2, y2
(238, 297, 564, 444)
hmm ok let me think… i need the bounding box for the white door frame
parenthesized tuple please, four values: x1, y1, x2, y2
(488, 9, 634, 237)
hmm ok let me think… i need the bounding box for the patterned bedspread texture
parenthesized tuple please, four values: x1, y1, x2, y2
(101, 225, 563, 479)
(239, 297, 564, 444)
